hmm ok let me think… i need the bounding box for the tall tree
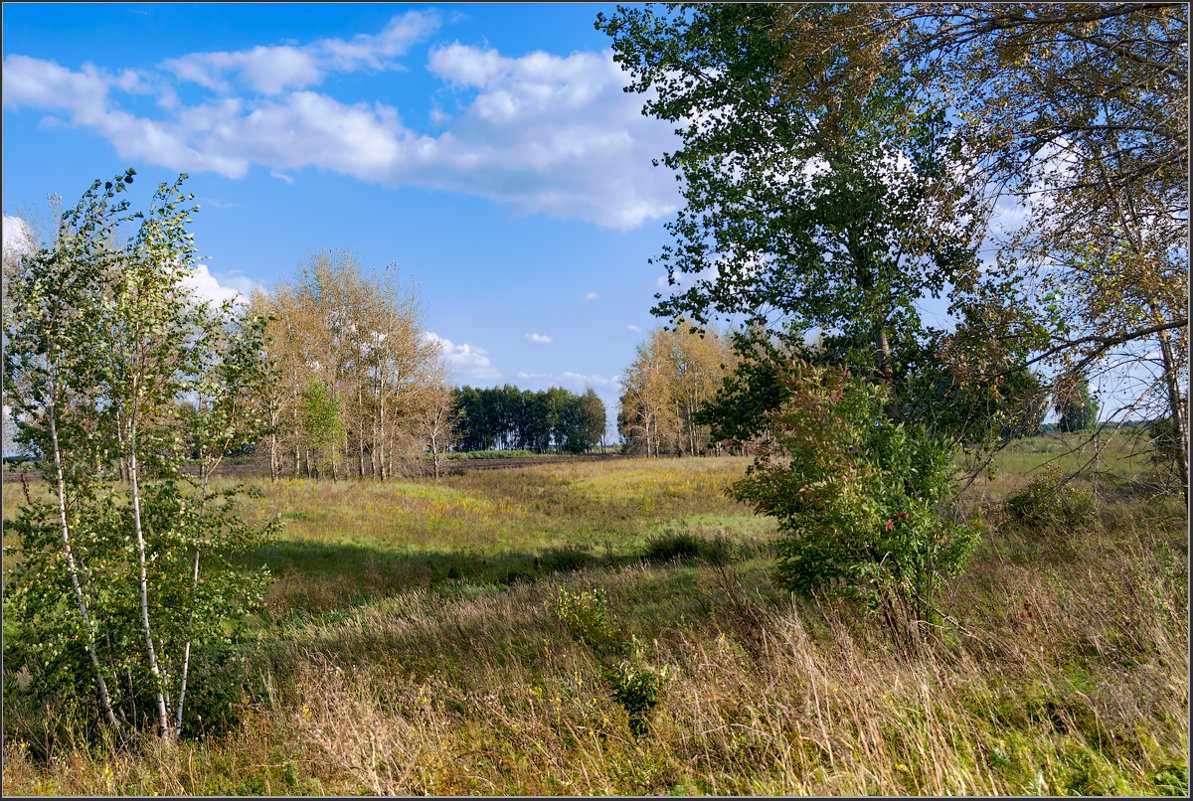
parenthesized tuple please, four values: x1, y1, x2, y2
(766, 2, 1189, 496)
(598, 4, 981, 408)
(618, 323, 732, 456)
(252, 251, 445, 480)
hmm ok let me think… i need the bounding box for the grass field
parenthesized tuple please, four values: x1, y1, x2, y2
(2, 435, 1188, 795)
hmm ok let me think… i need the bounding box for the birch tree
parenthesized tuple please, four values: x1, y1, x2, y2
(4, 171, 276, 742)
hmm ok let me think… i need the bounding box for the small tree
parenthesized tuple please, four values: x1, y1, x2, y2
(299, 378, 344, 479)
(3, 171, 277, 743)
(1055, 376, 1099, 433)
(729, 357, 979, 629)
(419, 374, 458, 479)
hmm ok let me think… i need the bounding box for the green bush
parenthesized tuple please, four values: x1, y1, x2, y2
(538, 545, 597, 573)
(553, 587, 670, 738)
(643, 527, 732, 566)
(605, 636, 671, 738)
(1003, 466, 1098, 536)
(554, 586, 625, 658)
(730, 360, 979, 621)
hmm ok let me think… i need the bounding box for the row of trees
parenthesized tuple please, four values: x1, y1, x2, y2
(248, 251, 455, 480)
(617, 323, 735, 456)
(453, 384, 607, 454)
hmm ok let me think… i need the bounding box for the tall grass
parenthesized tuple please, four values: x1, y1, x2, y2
(3, 446, 1187, 795)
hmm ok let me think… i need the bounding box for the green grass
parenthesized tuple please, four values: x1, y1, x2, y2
(3, 444, 1187, 796)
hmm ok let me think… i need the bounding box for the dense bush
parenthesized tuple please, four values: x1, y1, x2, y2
(643, 526, 732, 566)
(554, 587, 669, 737)
(1003, 466, 1099, 536)
(730, 359, 979, 622)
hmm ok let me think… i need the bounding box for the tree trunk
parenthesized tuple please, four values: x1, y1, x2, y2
(175, 456, 210, 737)
(872, 319, 898, 418)
(1157, 328, 1189, 504)
(46, 376, 121, 730)
(127, 416, 172, 740)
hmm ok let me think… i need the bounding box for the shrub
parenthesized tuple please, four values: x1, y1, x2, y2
(643, 527, 732, 566)
(553, 587, 670, 738)
(554, 586, 625, 659)
(605, 636, 670, 737)
(538, 545, 597, 574)
(1003, 466, 1098, 536)
(730, 360, 979, 622)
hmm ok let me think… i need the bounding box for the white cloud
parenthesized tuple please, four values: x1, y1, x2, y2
(523, 332, 552, 344)
(2, 22, 681, 230)
(422, 331, 500, 382)
(3, 214, 36, 257)
(160, 10, 441, 95)
(626, 324, 641, 333)
(182, 264, 266, 307)
(2, 214, 258, 307)
(514, 369, 613, 391)
(583, 291, 599, 301)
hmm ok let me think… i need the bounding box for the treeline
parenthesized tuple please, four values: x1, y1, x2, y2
(249, 250, 455, 480)
(454, 385, 606, 454)
(617, 323, 735, 456)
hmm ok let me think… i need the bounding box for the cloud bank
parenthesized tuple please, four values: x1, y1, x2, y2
(3, 12, 680, 230)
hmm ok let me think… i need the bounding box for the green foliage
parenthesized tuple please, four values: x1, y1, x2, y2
(1055, 380, 1099, 433)
(597, 5, 977, 341)
(1151, 761, 1189, 796)
(1003, 466, 1098, 537)
(643, 526, 732, 566)
(553, 587, 670, 738)
(300, 378, 344, 477)
(453, 384, 605, 454)
(554, 586, 625, 660)
(604, 636, 671, 738)
(730, 359, 979, 619)
(2, 170, 279, 742)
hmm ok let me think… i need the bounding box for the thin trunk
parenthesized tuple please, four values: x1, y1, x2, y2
(1157, 328, 1189, 504)
(46, 376, 121, 730)
(872, 320, 898, 419)
(358, 385, 366, 479)
(269, 402, 279, 481)
(293, 406, 301, 478)
(128, 419, 171, 740)
(379, 404, 387, 480)
(370, 413, 379, 479)
(176, 439, 216, 736)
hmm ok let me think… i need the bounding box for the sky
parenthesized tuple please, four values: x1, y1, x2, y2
(2, 3, 691, 436)
(2, 3, 1159, 440)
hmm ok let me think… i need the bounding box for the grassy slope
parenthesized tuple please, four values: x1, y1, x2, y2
(2, 438, 1188, 796)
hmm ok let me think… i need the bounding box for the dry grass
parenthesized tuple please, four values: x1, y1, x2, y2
(3, 448, 1188, 795)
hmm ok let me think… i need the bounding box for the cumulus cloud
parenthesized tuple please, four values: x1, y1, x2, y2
(2, 18, 681, 230)
(3, 214, 259, 307)
(160, 10, 441, 95)
(3, 214, 36, 257)
(523, 332, 552, 344)
(422, 331, 500, 382)
(183, 264, 266, 306)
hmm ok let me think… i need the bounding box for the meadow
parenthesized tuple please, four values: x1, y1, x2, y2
(2, 434, 1188, 796)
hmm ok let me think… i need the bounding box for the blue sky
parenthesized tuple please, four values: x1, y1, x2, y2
(3, 3, 688, 430)
(4, 4, 1155, 433)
